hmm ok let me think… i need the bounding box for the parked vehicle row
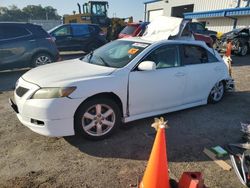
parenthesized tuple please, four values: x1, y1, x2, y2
(0, 22, 108, 71)
(119, 20, 249, 57)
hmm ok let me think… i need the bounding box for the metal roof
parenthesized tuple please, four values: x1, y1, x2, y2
(144, 0, 161, 4)
(184, 7, 250, 19)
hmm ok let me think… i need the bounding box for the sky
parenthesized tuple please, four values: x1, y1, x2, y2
(1, 0, 146, 21)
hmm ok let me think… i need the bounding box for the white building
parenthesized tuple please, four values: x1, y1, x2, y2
(144, 0, 250, 33)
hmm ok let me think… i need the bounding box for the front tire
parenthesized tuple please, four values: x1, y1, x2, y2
(239, 43, 249, 56)
(74, 98, 121, 140)
(208, 81, 225, 104)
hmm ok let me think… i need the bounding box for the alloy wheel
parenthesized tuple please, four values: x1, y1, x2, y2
(210, 82, 224, 102)
(35, 55, 52, 66)
(81, 104, 115, 137)
(240, 45, 248, 56)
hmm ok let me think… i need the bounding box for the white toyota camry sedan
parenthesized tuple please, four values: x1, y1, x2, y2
(10, 38, 234, 140)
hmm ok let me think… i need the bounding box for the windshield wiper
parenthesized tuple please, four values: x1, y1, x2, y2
(88, 51, 94, 62)
(97, 55, 110, 67)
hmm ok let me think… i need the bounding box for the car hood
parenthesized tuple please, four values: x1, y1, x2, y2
(141, 16, 188, 42)
(22, 59, 116, 87)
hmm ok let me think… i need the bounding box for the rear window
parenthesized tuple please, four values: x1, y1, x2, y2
(0, 25, 30, 40)
(72, 25, 89, 36)
(182, 45, 218, 65)
(120, 25, 137, 35)
(31, 25, 50, 37)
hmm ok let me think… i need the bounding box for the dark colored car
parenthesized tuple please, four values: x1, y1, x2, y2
(218, 27, 250, 56)
(0, 22, 60, 71)
(49, 23, 107, 52)
(178, 21, 214, 48)
(118, 22, 150, 39)
(188, 22, 218, 41)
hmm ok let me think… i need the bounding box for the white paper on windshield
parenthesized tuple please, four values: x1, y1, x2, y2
(142, 16, 183, 42)
(132, 43, 148, 48)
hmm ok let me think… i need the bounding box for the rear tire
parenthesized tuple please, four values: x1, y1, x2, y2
(31, 53, 53, 67)
(208, 81, 225, 104)
(74, 98, 121, 140)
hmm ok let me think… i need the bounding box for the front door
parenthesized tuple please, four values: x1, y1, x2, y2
(128, 44, 187, 116)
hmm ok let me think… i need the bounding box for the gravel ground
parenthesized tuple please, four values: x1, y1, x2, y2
(0, 55, 249, 188)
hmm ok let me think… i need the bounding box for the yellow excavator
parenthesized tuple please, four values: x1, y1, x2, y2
(63, 1, 133, 40)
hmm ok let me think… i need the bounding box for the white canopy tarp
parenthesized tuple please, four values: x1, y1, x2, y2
(141, 16, 183, 42)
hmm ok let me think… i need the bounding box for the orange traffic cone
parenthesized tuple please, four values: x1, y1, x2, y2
(139, 118, 170, 188)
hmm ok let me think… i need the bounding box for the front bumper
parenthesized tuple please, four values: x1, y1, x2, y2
(225, 78, 235, 92)
(12, 77, 82, 137)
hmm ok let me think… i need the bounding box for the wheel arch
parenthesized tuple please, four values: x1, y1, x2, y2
(207, 79, 227, 103)
(74, 92, 124, 119)
(31, 50, 55, 62)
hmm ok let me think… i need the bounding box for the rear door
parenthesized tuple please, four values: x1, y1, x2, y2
(71, 24, 91, 51)
(181, 44, 224, 104)
(0, 24, 32, 69)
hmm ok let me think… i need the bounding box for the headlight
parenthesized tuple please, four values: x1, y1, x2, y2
(15, 79, 19, 88)
(31, 87, 76, 99)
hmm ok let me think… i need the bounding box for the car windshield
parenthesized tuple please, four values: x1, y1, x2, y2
(82, 40, 149, 68)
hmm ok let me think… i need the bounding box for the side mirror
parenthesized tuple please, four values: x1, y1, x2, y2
(138, 61, 156, 71)
(205, 28, 208, 31)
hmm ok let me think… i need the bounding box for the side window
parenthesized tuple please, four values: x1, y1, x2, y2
(144, 45, 180, 69)
(1, 26, 30, 39)
(89, 26, 99, 34)
(189, 23, 197, 31)
(181, 25, 192, 37)
(54, 26, 71, 36)
(183, 45, 218, 65)
(207, 51, 219, 63)
(196, 24, 205, 31)
(72, 25, 89, 36)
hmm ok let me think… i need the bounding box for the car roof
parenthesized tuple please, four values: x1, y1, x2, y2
(127, 22, 149, 26)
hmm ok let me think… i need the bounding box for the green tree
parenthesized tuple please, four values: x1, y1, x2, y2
(0, 4, 61, 22)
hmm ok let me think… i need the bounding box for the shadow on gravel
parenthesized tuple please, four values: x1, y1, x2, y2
(65, 91, 250, 162)
(232, 55, 250, 67)
(0, 69, 28, 92)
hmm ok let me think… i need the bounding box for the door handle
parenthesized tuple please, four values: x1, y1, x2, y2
(175, 72, 185, 77)
(29, 39, 36, 42)
(67, 36, 72, 39)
